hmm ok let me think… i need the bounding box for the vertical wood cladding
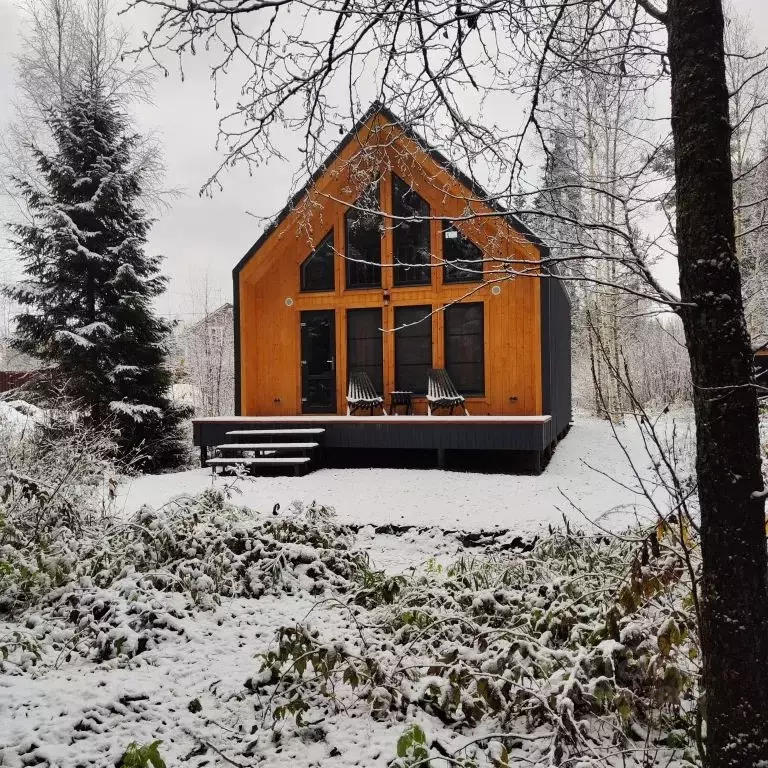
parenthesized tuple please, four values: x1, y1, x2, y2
(236, 111, 561, 418)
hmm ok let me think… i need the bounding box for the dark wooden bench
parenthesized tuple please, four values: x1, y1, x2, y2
(426, 368, 469, 416)
(347, 371, 386, 415)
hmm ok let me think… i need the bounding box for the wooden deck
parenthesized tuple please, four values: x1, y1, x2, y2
(193, 414, 569, 474)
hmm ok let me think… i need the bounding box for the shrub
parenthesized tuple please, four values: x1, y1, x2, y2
(251, 522, 702, 767)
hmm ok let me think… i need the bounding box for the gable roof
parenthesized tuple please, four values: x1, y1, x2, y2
(186, 303, 233, 335)
(232, 102, 549, 280)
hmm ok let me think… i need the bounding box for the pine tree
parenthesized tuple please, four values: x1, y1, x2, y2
(6, 81, 189, 470)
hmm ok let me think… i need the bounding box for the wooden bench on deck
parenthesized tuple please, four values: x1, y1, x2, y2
(347, 371, 387, 416)
(426, 368, 469, 416)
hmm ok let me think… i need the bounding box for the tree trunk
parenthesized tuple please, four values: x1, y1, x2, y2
(667, 0, 768, 764)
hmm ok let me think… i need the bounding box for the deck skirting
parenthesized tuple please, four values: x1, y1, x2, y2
(193, 415, 567, 473)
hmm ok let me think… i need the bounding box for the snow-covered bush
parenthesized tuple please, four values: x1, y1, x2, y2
(252, 521, 702, 767)
(0, 404, 124, 612)
(0, 485, 370, 670)
(79, 490, 365, 604)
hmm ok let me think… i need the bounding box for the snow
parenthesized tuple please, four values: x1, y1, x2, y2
(0, 399, 44, 434)
(109, 400, 163, 421)
(53, 329, 94, 348)
(0, 595, 332, 768)
(78, 321, 114, 337)
(1, 412, 695, 768)
(117, 415, 676, 535)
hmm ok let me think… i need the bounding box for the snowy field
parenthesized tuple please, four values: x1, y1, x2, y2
(117, 413, 686, 537)
(1, 411, 696, 768)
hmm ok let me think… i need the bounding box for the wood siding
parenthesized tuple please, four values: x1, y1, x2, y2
(238, 114, 544, 417)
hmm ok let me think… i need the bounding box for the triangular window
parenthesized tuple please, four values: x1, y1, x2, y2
(442, 222, 483, 283)
(300, 230, 335, 292)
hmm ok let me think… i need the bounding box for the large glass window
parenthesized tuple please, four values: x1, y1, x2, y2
(442, 221, 484, 283)
(392, 174, 431, 286)
(345, 184, 382, 289)
(347, 308, 384, 396)
(445, 303, 484, 395)
(300, 230, 335, 292)
(395, 305, 432, 394)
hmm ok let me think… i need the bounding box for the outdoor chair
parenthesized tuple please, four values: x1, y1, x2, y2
(347, 371, 387, 415)
(426, 369, 469, 416)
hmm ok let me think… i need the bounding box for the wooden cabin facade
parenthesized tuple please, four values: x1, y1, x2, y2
(194, 104, 571, 473)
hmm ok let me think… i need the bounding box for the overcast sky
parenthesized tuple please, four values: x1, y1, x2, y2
(1, 0, 767, 322)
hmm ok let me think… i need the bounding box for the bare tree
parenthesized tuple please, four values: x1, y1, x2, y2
(12, 0, 153, 120)
(126, 0, 768, 762)
(726, 9, 768, 342)
(173, 281, 234, 417)
(1, 0, 161, 226)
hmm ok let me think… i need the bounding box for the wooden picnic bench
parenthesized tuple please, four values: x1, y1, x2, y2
(426, 368, 469, 416)
(347, 371, 387, 415)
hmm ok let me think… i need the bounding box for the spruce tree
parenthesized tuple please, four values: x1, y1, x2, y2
(6, 81, 189, 470)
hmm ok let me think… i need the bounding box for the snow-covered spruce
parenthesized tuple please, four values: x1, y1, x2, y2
(4, 81, 188, 469)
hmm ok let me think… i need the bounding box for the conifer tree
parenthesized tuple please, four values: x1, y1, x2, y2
(6, 81, 188, 469)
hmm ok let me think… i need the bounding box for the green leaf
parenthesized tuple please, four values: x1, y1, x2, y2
(147, 741, 167, 768)
(397, 724, 427, 758)
(488, 740, 509, 767)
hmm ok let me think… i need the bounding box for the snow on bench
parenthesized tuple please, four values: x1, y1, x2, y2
(347, 371, 386, 415)
(426, 369, 469, 416)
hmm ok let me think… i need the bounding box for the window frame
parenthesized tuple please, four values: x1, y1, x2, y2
(345, 184, 383, 290)
(299, 229, 336, 293)
(394, 304, 433, 395)
(444, 302, 485, 396)
(346, 307, 384, 397)
(441, 221, 484, 284)
(392, 174, 432, 287)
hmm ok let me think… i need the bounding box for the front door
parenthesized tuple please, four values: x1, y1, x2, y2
(300, 310, 336, 413)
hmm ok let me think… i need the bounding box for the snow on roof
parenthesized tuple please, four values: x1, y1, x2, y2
(0, 398, 44, 433)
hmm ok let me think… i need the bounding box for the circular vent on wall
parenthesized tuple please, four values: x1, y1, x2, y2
(285, 297, 294, 307)
(491, 285, 502, 296)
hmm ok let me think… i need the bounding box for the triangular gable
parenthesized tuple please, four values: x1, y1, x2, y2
(232, 102, 549, 282)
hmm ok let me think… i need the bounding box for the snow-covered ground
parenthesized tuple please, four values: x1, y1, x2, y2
(117, 414, 688, 536)
(1, 412, 696, 768)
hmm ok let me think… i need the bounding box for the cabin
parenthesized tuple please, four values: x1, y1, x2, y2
(193, 103, 571, 474)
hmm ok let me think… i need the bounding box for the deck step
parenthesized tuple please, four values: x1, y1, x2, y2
(215, 442, 319, 451)
(207, 428, 325, 476)
(206, 457, 310, 466)
(206, 455, 311, 477)
(225, 428, 326, 436)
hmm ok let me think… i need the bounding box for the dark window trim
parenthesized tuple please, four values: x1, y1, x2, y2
(394, 304, 433, 395)
(444, 302, 485, 397)
(345, 184, 382, 290)
(392, 173, 432, 287)
(300, 229, 335, 293)
(346, 307, 384, 396)
(442, 221, 484, 284)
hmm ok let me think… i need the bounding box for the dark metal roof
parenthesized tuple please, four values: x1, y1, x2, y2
(232, 101, 549, 280)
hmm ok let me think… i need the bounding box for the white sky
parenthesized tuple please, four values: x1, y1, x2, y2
(1, 0, 767, 321)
